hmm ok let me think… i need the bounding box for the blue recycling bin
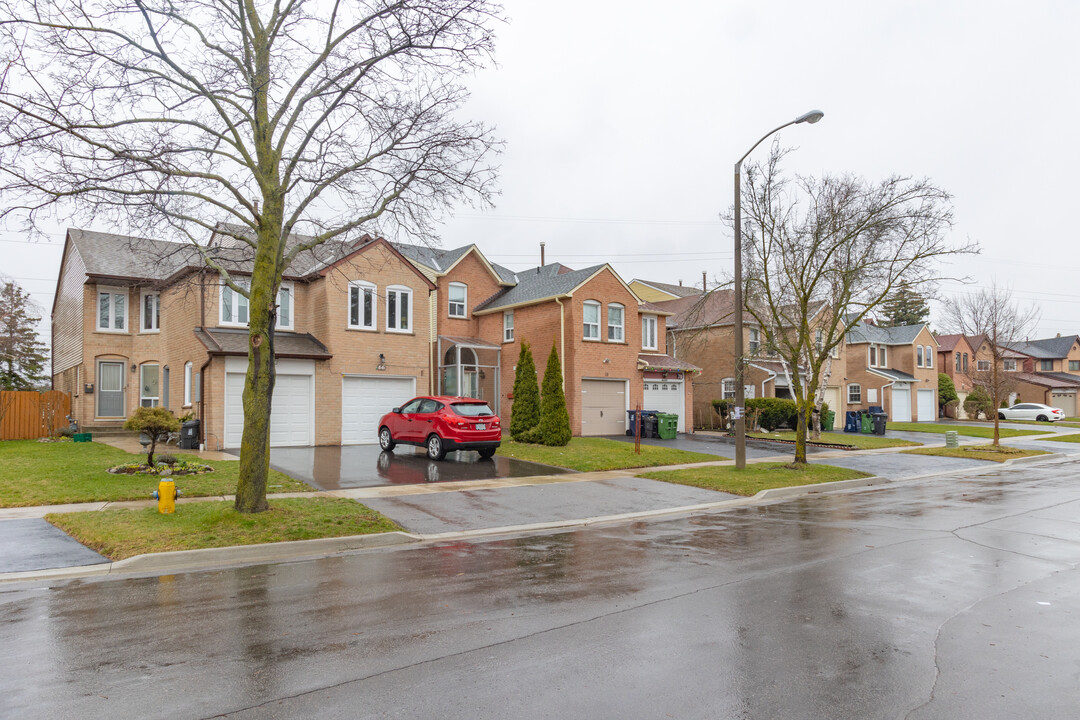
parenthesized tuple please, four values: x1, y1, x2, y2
(844, 411, 860, 433)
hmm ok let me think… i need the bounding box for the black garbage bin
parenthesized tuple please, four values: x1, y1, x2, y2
(626, 410, 660, 437)
(180, 419, 200, 449)
(871, 413, 887, 436)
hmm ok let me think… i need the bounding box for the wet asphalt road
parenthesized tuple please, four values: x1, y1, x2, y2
(3, 458, 1080, 719)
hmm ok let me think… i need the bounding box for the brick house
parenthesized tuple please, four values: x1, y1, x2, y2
(935, 334, 975, 418)
(52, 228, 435, 450)
(393, 245, 698, 435)
(843, 319, 938, 421)
(1008, 335, 1080, 415)
(658, 288, 849, 427)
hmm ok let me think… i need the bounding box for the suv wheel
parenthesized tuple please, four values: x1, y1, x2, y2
(379, 426, 396, 451)
(478, 447, 496, 459)
(426, 434, 446, 461)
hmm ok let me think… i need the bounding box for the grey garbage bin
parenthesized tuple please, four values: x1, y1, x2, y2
(180, 419, 200, 449)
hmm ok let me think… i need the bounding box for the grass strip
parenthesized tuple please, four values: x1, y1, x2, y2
(748, 430, 920, 450)
(901, 446, 1051, 463)
(641, 462, 871, 496)
(883, 422, 1052, 439)
(497, 437, 720, 471)
(0, 439, 311, 507)
(46, 498, 400, 561)
(1039, 433, 1080, 444)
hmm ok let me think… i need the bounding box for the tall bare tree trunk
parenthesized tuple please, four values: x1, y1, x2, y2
(794, 406, 809, 464)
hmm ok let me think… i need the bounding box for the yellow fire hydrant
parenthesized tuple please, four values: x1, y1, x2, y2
(152, 479, 180, 514)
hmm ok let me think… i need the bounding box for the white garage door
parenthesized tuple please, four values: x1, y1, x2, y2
(917, 389, 936, 421)
(225, 372, 313, 448)
(581, 379, 627, 436)
(1051, 391, 1077, 417)
(644, 380, 685, 432)
(342, 376, 417, 444)
(891, 385, 912, 422)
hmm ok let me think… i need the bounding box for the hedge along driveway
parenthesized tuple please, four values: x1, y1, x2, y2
(0, 440, 312, 507)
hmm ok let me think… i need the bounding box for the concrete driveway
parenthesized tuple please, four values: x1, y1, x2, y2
(262, 445, 571, 491)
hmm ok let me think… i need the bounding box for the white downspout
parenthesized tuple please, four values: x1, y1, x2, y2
(880, 381, 895, 417)
(554, 297, 566, 390)
(760, 367, 776, 398)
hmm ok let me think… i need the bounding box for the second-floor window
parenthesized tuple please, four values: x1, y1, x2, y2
(977, 359, 990, 371)
(503, 310, 514, 342)
(955, 352, 961, 371)
(448, 282, 467, 318)
(963, 353, 969, 372)
(815, 329, 823, 352)
(917, 346, 924, 367)
(925, 346, 933, 368)
(868, 344, 887, 368)
(607, 303, 624, 342)
(583, 300, 600, 340)
(1004, 359, 1017, 372)
(1071, 360, 1080, 371)
(221, 281, 292, 329)
(349, 281, 376, 330)
(97, 289, 127, 331)
(642, 315, 657, 351)
(387, 286, 412, 332)
(1040, 359, 1053, 371)
(141, 292, 160, 332)
(848, 383, 862, 404)
(749, 328, 760, 355)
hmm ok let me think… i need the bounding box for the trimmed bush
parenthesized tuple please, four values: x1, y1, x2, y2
(938, 373, 958, 406)
(539, 344, 571, 446)
(964, 386, 993, 420)
(509, 342, 540, 441)
(124, 406, 180, 466)
(745, 397, 798, 432)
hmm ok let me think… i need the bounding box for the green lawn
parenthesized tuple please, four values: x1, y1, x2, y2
(47, 498, 400, 560)
(901, 446, 1051, 463)
(642, 462, 871, 496)
(883, 422, 1053, 439)
(0, 440, 311, 507)
(748, 430, 920, 449)
(497, 437, 721, 471)
(1040, 433, 1080, 444)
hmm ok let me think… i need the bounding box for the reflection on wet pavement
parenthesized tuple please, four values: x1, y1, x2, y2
(263, 445, 571, 491)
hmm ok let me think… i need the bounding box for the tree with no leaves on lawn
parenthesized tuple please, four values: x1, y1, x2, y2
(0, 0, 503, 512)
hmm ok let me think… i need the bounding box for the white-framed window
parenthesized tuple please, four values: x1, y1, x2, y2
(977, 359, 990, 371)
(925, 346, 933, 369)
(503, 310, 514, 342)
(1004, 359, 1017, 372)
(815, 329, 823, 352)
(183, 362, 193, 406)
(607, 303, 624, 342)
(722, 378, 736, 400)
(955, 353, 961, 371)
(1039, 359, 1053, 371)
(642, 315, 657, 351)
(221, 280, 292, 329)
(848, 383, 862, 404)
(749, 328, 760, 354)
(583, 300, 600, 340)
(448, 282, 467, 318)
(96, 287, 127, 332)
(140, 364, 159, 408)
(387, 285, 412, 332)
(141, 291, 160, 332)
(348, 281, 376, 330)
(868, 344, 887, 368)
(917, 345, 924, 367)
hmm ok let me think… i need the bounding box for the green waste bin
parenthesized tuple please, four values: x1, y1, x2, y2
(656, 413, 678, 440)
(859, 412, 873, 434)
(822, 410, 835, 432)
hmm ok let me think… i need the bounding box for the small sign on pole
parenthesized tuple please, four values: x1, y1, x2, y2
(731, 406, 744, 420)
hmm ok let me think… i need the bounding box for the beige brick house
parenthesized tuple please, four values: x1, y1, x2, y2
(935, 334, 976, 418)
(393, 245, 699, 435)
(843, 319, 938, 422)
(52, 228, 435, 450)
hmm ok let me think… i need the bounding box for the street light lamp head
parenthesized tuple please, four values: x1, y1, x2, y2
(796, 109, 825, 124)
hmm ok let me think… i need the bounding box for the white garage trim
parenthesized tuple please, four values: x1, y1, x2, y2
(643, 378, 686, 432)
(342, 375, 417, 445)
(917, 389, 936, 422)
(224, 357, 315, 448)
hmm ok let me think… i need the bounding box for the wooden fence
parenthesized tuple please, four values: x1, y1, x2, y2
(0, 391, 71, 440)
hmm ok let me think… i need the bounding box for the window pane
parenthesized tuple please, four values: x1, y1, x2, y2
(350, 286, 359, 326)
(584, 303, 598, 323)
(113, 293, 126, 329)
(141, 364, 158, 400)
(450, 284, 465, 302)
(400, 292, 409, 330)
(144, 294, 154, 329)
(238, 293, 248, 324)
(278, 287, 291, 327)
(223, 287, 233, 321)
(364, 288, 373, 326)
(389, 291, 398, 328)
(99, 293, 110, 328)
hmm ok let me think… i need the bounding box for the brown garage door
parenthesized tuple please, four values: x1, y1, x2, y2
(581, 379, 627, 436)
(1051, 391, 1077, 417)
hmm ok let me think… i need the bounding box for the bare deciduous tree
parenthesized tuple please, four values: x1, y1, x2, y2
(738, 145, 975, 463)
(0, 0, 503, 511)
(943, 284, 1039, 445)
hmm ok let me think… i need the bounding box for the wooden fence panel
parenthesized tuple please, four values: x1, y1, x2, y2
(0, 391, 72, 440)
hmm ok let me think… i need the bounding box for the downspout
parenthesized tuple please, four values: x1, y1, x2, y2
(760, 366, 776, 399)
(880, 380, 895, 415)
(554, 297, 566, 390)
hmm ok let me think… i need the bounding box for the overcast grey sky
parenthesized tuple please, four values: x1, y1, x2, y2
(3, 0, 1078, 340)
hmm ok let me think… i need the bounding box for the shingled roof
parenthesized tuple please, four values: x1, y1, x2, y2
(194, 327, 331, 358)
(1013, 335, 1080, 360)
(846, 320, 931, 346)
(473, 263, 609, 312)
(630, 279, 704, 299)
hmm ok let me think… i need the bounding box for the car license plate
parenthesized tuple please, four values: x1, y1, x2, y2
(475, 423, 486, 430)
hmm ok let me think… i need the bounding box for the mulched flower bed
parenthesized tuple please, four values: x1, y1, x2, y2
(107, 461, 214, 476)
(38, 437, 73, 443)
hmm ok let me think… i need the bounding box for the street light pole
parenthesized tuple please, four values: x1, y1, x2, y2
(732, 109, 823, 469)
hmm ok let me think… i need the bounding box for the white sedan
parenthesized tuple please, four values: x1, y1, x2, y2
(998, 403, 1065, 422)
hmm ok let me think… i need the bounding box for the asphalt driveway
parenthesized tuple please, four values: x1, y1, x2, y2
(263, 445, 571, 491)
(0, 519, 108, 573)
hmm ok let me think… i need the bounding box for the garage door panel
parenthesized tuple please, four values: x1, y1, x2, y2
(1051, 392, 1077, 417)
(892, 386, 912, 422)
(342, 376, 416, 444)
(643, 380, 685, 432)
(917, 389, 936, 422)
(581, 379, 626, 436)
(226, 372, 312, 448)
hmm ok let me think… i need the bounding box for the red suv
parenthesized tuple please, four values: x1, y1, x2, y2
(378, 396, 502, 460)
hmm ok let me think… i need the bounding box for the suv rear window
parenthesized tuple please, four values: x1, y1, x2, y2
(451, 402, 494, 417)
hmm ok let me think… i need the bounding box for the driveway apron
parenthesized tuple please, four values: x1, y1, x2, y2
(0, 519, 108, 573)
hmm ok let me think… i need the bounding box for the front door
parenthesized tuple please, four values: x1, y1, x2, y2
(97, 361, 125, 418)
